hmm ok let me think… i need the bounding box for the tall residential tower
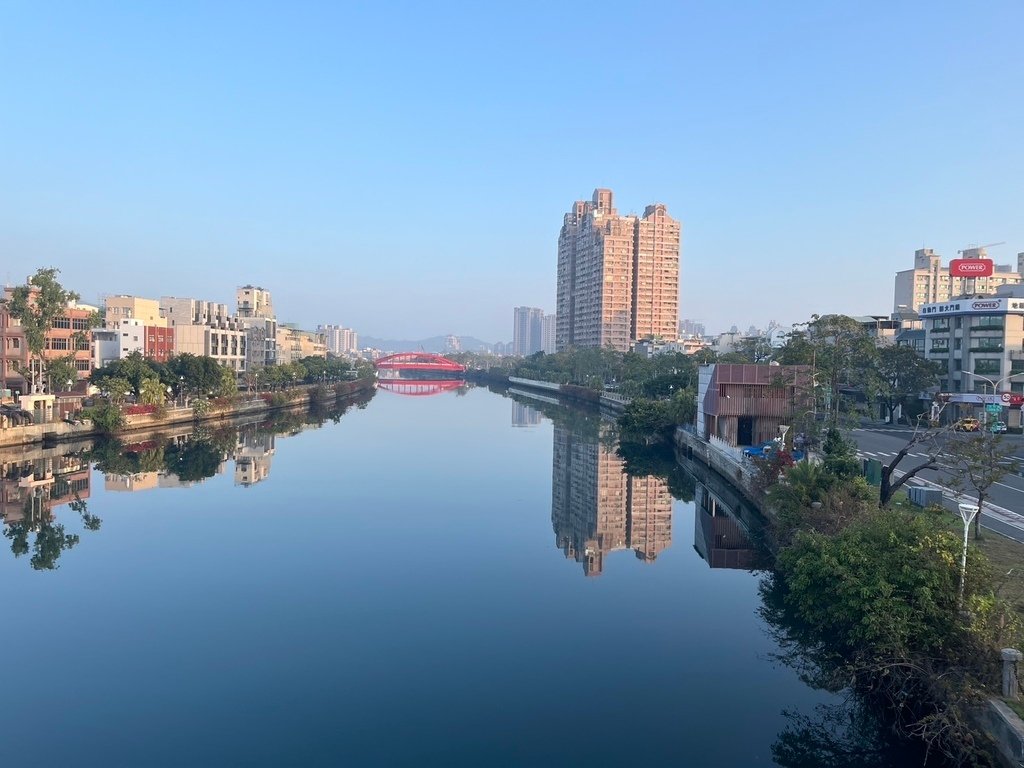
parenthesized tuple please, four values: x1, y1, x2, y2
(556, 189, 680, 352)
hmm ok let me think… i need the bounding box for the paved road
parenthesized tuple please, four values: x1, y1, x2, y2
(848, 424, 1024, 543)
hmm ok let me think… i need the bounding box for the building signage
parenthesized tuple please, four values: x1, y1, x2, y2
(942, 393, 1011, 406)
(950, 258, 994, 277)
(921, 297, 1022, 315)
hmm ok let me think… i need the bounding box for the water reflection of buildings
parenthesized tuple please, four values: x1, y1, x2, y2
(693, 480, 761, 570)
(551, 423, 672, 576)
(103, 429, 275, 492)
(512, 402, 542, 428)
(1, 453, 91, 525)
(234, 432, 275, 487)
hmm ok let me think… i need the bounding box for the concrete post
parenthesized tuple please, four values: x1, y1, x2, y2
(1002, 648, 1022, 700)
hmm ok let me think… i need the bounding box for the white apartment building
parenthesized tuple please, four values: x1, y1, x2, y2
(174, 320, 248, 372)
(320, 325, 359, 356)
(541, 314, 556, 354)
(921, 286, 1024, 426)
(512, 307, 543, 356)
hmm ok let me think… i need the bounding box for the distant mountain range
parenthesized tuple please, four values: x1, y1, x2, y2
(360, 335, 496, 354)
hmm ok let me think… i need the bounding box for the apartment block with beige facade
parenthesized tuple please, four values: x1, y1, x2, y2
(276, 325, 327, 365)
(160, 296, 231, 328)
(893, 247, 1024, 313)
(105, 295, 166, 329)
(556, 188, 680, 352)
(236, 285, 274, 319)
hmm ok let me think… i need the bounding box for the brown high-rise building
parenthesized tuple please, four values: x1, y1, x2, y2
(556, 189, 680, 352)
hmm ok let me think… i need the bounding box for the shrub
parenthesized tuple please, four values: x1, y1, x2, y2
(81, 403, 125, 434)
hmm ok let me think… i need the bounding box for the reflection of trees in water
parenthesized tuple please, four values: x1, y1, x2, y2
(2, 389, 376, 571)
(3, 493, 99, 570)
(265, 388, 375, 434)
(772, 701, 928, 768)
(616, 441, 696, 502)
(162, 440, 224, 482)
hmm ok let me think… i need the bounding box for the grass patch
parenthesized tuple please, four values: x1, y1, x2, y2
(890, 492, 1024, 617)
(1004, 698, 1024, 720)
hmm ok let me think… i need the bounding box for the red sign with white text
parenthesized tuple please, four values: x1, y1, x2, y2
(1000, 392, 1024, 406)
(949, 258, 994, 277)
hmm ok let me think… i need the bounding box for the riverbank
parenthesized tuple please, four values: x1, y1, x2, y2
(675, 422, 1024, 767)
(0, 376, 376, 449)
(468, 370, 628, 414)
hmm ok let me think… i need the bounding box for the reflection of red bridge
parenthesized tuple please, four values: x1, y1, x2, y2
(374, 352, 466, 374)
(374, 353, 467, 396)
(377, 379, 466, 397)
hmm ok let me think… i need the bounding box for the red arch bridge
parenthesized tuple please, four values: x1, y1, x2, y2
(374, 352, 466, 374)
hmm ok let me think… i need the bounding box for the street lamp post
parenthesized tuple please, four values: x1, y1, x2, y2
(956, 501, 979, 608)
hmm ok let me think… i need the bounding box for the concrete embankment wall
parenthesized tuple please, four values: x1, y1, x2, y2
(0, 377, 375, 449)
(502, 375, 627, 414)
(673, 427, 764, 511)
(977, 700, 1024, 768)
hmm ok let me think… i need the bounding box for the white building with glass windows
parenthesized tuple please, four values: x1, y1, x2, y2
(921, 286, 1024, 426)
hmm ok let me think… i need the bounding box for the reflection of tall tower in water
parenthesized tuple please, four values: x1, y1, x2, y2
(511, 402, 541, 427)
(551, 423, 672, 576)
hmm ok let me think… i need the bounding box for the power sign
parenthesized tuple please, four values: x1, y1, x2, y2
(949, 259, 994, 277)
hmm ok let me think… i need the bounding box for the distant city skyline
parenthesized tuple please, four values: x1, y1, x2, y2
(2, 2, 1022, 340)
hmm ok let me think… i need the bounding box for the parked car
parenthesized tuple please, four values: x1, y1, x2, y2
(991, 421, 1008, 434)
(954, 418, 980, 432)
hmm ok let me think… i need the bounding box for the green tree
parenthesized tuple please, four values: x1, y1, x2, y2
(942, 430, 1018, 539)
(102, 376, 133, 403)
(81, 403, 125, 434)
(875, 345, 940, 425)
(139, 376, 166, 406)
(0, 267, 80, 393)
(778, 316, 880, 426)
(618, 399, 676, 445)
(45, 355, 78, 393)
(215, 365, 237, 397)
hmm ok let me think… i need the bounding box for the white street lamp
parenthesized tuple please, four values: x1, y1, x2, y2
(957, 501, 980, 608)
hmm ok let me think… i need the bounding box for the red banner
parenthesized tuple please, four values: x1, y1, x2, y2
(949, 258, 994, 277)
(1000, 392, 1024, 406)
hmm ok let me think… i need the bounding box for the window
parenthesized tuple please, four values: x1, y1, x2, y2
(974, 358, 1002, 375)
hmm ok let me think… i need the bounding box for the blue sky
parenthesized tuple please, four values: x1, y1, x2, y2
(2, 1, 1022, 342)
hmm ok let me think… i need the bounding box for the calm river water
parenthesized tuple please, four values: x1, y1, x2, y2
(0, 385, 932, 767)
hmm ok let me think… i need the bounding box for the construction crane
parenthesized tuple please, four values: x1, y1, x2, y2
(958, 241, 1006, 254)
